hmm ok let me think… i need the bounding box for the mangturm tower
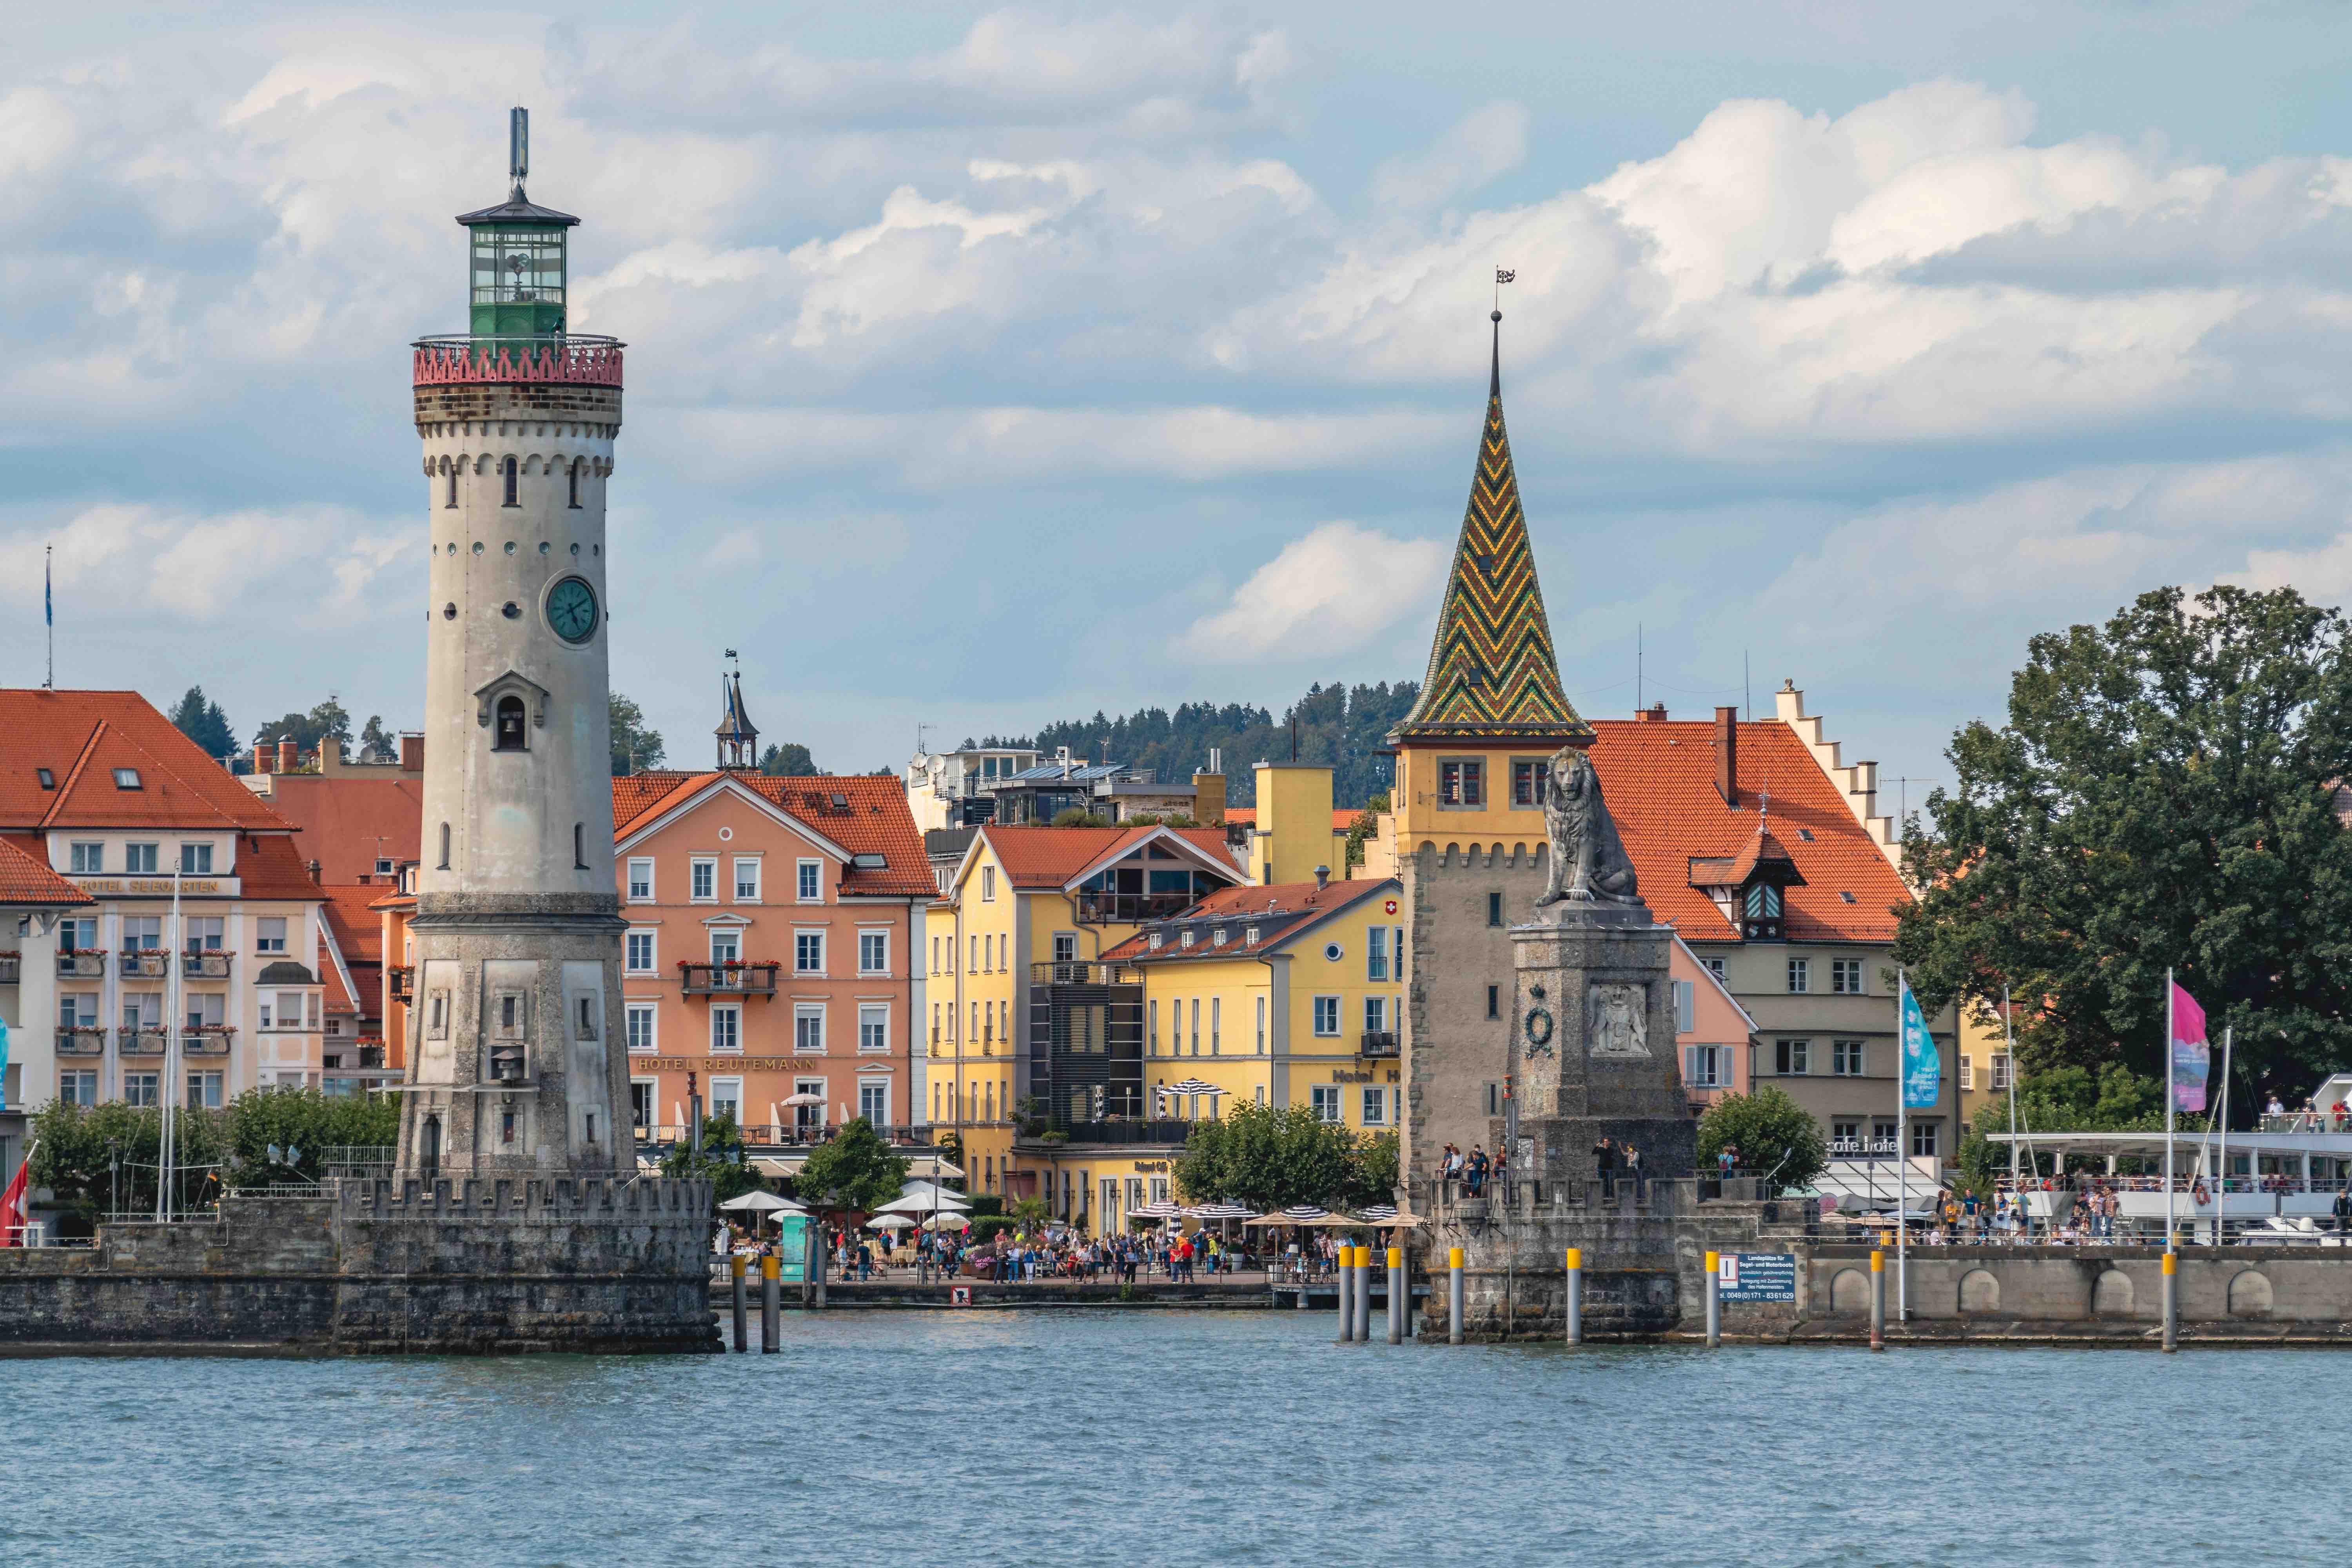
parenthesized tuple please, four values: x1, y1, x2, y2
(399, 109, 630, 1181)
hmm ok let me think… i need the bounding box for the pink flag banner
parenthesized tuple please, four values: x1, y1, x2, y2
(2171, 982, 2210, 1113)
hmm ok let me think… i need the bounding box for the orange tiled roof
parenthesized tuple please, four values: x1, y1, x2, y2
(981, 824, 1238, 889)
(1220, 808, 1363, 831)
(0, 690, 292, 833)
(1102, 876, 1397, 962)
(268, 776, 423, 885)
(238, 835, 328, 901)
(0, 835, 93, 906)
(612, 772, 933, 898)
(1581, 719, 1908, 943)
(318, 884, 387, 964)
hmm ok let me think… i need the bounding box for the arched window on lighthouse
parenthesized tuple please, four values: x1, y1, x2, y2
(502, 456, 519, 507)
(567, 459, 582, 510)
(445, 466, 457, 509)
(437, 823, 451, 869)
(494, 695, 527, 751)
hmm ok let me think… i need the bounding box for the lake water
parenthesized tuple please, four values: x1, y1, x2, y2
(4, 1311, 2336, 1566)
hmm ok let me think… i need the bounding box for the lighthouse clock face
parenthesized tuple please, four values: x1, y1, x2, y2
(546, 576, 599, 644)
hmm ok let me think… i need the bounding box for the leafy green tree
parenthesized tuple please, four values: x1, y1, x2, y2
(1049, 808, 1113, 828)
(30, 1100, 228, 1223)
(1345, 1129, 1399, 1208)
(1896, 585, 2352, 1107)
(759, 742, 818, 776)
(610, 692, 665, 775)
(657, 1114, 768, 1203)
(790, 1117, 909, 1212)
(1172, 1102, 1368, 1212)
(253, 697, 352, 761)
(1696, 1087, 1828, 1192)
(357, 714, 398, 762)
(222, 1087, 399, 1186)
(168, 685, 236, 759)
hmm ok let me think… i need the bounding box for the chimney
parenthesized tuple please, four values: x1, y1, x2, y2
(1191, 766, 1227, 827)
(254, 744, 274, 775)
(1637, 703, 1668, 723)
(1715, 705, 1740, 808)
(1313, 864, 1330, 894)
(307, 858, 323, 884)
(277, 739, 298, 773)
(399, 733, 424, 773)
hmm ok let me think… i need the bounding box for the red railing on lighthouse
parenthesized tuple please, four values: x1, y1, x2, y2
(412, 335, 624, 389)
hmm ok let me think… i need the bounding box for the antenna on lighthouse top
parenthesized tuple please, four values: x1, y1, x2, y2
(509, 106, 529, 200)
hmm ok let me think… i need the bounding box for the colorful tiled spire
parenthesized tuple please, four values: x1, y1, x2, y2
(1391, 312, 1591, 746)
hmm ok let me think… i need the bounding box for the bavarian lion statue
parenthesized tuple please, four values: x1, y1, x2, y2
(1536, 746, 1642, 907)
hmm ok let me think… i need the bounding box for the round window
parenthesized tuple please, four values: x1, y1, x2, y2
(1323, 941, 1344, 962)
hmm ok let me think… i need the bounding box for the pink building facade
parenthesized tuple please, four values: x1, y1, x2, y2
(1673, 933, 1757, 1112)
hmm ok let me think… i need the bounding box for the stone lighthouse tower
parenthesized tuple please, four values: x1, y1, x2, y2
(398, 109, 630, 1181)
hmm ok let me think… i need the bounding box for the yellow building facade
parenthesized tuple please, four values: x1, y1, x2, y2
(922, 822, 1241, 1200)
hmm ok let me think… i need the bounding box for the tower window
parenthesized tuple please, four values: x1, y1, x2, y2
(502, 456, 519, 506)
(445, 467, 457, 508)
(494, 695, 527, 750)
(574, 823, 586, 869)
(437, 823, 451, 869)
(568, 459, 581, 509)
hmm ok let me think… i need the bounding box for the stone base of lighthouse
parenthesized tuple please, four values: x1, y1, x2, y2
(397, 893, 630, 1183)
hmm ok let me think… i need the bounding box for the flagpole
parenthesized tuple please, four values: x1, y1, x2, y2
(1896, 969, 1908, 1322)
(43, 544, 53, 691)
(2002, 983, 2018, 1233)
(2216, 1025, 2232, 1245)
(158, 867, 183, 1223)
(2165, 967, 2175, 1256)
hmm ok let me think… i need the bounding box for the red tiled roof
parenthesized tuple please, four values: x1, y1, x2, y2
(1581, 719, 1908, 943)
(1102, 876, 1397, 962)
(318, 884, 386, 964)
(981, 824, 1238, 889)
(1221, 808, 1364, 831)
(238, 834, 328, 900)
(0, 690, 292, 833)
(265, 775, 423, 885)
(0, 835, 93, 906)
(612, 772, 933, 898)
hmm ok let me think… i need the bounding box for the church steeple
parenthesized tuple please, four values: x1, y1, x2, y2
(1390, 310, 1590, 746)
(715, 658, 759, 770)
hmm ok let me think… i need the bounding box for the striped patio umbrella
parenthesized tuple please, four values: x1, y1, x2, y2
(1128, 1200, 1183, 1221)
(1354, 1203, 1398, 1221)
(1164, 1078, 1223, 1095)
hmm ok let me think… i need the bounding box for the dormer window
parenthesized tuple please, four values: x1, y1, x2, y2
(1245, 926, 1260, 945)
(1148, 932, 1163, 950)
(112, 768, 142, 789)
(1180, 930, 1196, 949)
(1743, 880, 1784, 941)
(1212, 928, 1229, 947)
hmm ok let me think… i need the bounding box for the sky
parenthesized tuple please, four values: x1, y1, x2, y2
(13, 3, 2352, 806)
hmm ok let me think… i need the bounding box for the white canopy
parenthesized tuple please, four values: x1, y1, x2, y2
(718, 1191, 802, 1214)
(920, 1213, 971, 1232)
(874, 1191, 973, 1216)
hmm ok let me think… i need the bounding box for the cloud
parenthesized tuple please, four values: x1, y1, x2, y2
(0, 503, 408, 624)
(1371, 102, 1528, 209)
(1175, 523, 1450, 662)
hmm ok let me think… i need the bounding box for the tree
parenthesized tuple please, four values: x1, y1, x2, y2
(1172, 1102, 1369, 1212)
(1951, 1063, 2189, 1192)
(222, 1086, 400, 1186)
(759, 742, 818, 776)
(1050, 807, 1113, 828)
(1896, 585, 2352, 1107)
(253, 697, 352, 761)
(790, 1117, 909, 1212)
(168, 686, 236, 759)
(1696, 1087, 1827, 1192)
(610, 692, 665, 775)
(657, 1114, 768, 1203)
(30, 1100, 228, 1226)
(357, 714, 397, 762)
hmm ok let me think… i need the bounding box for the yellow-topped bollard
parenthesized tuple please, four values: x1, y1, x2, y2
(1869, 1248, 1886, 1351)
(1703, 1250, 1721, 1348)
(2162, 1250, 2179, 1353)
(1385, 1245, 1405, 1344)
(760, 1251, 781, 1353)
(1447, 1245, 1465, 1345)
(1564, 1246, 1585, 1345)
(730, 1253, 749, 1353)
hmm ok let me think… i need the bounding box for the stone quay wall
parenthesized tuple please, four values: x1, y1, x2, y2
(1415, 1180, 2352, 1343)
(0, 1178, 719, 1355)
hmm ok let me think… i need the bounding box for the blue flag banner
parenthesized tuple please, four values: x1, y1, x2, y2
(1899, 975, 1940, 1109)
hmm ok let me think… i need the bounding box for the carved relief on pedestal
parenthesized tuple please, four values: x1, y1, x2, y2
(1586, 982, 1650, 1059)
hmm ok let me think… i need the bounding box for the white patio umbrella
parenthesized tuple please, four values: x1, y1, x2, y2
(875, 1191, 972, 1216)
(920, 1212, 971, 1232)
(867, 1213, 916, 1230)
(718, 1190, 801, 1214)
(779, 1092, 825, 1107)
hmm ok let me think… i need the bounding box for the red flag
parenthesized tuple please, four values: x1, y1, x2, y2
(2171, 982, 2211, 1114)
(0, 1145, 31, 1248)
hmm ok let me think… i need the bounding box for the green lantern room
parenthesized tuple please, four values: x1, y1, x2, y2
(456, 107, 579, 339)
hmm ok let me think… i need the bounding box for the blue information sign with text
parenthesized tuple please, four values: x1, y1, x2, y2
(1716, 1252, 1797, 1303)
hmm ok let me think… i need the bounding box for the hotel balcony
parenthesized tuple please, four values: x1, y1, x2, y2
(1029, 961, 1141, 987)
(679, 960, 781, 998)
(181, 1027, 236, 1058)
(387, 966, 414, 1004)
(183, 951, 233, 979)
(1360, 1031, 1400, 1058)
(55, 1026, 107, 1057)
(118, 950, 174, 979)
(118, 1026, 169, 1058)
(56, 951, 107, 978)
(1073, 892, 1197, 926)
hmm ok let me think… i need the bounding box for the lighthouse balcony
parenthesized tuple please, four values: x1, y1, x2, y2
(412, 334, 623, 389)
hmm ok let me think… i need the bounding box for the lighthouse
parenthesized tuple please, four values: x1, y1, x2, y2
(398, 109, 630, 1180)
